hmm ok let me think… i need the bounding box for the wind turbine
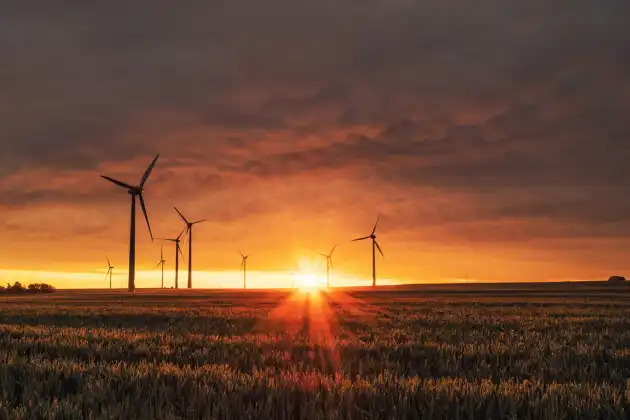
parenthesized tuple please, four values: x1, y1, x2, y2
(155, 228, 186, 288)
(174, 207, 207, 289)
(317, 245, 337, 290)
(156, 245, 166, 288)
(105, 257, 114, 290)
(101, 154, 159, 292)
(240, 252, 251, 289)
(352, 216, 384, 287)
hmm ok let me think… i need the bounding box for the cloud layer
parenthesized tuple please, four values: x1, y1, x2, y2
(1, 1, 629, 282)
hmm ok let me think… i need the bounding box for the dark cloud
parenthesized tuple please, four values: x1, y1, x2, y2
(1, 0, 630, 256)
(1, 0, 627, 171)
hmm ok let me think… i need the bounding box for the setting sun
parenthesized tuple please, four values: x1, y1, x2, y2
(293, 257, 325, 292)
(293, 272, 323, 292)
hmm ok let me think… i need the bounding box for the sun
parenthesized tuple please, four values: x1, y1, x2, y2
(293, 272, 322, 293)
(292, 257, 325, 293)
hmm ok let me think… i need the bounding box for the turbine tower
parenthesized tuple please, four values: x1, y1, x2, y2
(317, 245, 337, 290)
(155, 228, 186, 288)
(240, 252, 251, 289)
(174, 207, 207, 289)
(156, 245, 166, 288)
(101, 154, 159, 292)
(105, 257, 114, 290)
(352, 216, 384, 287)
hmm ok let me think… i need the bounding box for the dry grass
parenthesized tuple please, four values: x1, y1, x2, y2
(0, 284, 629, 419)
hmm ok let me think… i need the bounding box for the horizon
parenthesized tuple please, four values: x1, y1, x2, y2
(0, 267, 617, 290)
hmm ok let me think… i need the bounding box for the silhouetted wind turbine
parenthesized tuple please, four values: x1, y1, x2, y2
(174, 207, 207, 289)
(240, 252, 251, 289)
(352, 216, 384, 287)
(105, 257, 114, 290)
(101, 154, 159, 292)
(317, 245, 337, 290)
(155, 228, 186, 288)
(156, 245, 166, 289)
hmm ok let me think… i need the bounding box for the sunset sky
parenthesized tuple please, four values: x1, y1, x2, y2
(1, 1, 630, 288)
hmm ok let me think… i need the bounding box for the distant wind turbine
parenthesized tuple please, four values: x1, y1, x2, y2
(101, 154, 159, 292)
(105, 257, 114, 290)
(352, 216, 384, 287)
(174, 207, 207, 289)
(155, 228, 186, 288)
(240, 252, 251, 289)
(156, 245, 166, 288)
(317, 245, 337, 290)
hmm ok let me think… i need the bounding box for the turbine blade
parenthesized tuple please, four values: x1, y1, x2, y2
(174, 206, 190, 224)
(239, 251, 245, 258)
(375, 240, 384, 257)
(101, 175, 135, 190)
(330, 244, 337, 256)
(176, 227, 186, 240)
(156, 261, 162, 268)
(161, 245, 163, 259)
(178, 244, 186, 262)
(240, 259, 244, 271)
(371, 215, 380, 236)
(329, 259, 333, 270)
(318, 253, 328, 257)
(140, 153, 160, 188)
(192, 219, 207, 224)
(106, 256, 111, 266)
(352, 236, 371, 242)
(139, 193, 153, 241)
(246, 253, 252, 258)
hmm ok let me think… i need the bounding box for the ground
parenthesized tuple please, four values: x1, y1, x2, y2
(1, 282, 629, 419)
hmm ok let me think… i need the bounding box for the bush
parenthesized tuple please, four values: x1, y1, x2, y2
(27, 283, 56, 293)
(7, 281, 26, 293)
(1, 282, 56, 294)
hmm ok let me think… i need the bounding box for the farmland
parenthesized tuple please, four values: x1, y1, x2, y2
(1, 283, 630, 419)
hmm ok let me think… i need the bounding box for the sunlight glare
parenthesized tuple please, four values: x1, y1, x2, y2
(293, 257, 325, 292)
(293, 272, 322, 293)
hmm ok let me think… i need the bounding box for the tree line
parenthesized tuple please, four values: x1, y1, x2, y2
(0, 282, 56, 294)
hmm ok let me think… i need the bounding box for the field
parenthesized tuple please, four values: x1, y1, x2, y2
(1, 282, 630, 419)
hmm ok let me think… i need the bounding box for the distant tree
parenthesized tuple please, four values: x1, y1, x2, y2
(26, 283, 56, 293)
(7, 281, 26, 293)
(38, 283, 56, 293)
(608, 276, 626, 284)
(0, 282, 56, 294)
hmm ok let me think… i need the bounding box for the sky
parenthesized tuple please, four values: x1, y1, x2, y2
(1, 1, 630, 288)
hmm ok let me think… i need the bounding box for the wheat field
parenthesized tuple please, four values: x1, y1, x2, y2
(1, 283, 629, 419)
